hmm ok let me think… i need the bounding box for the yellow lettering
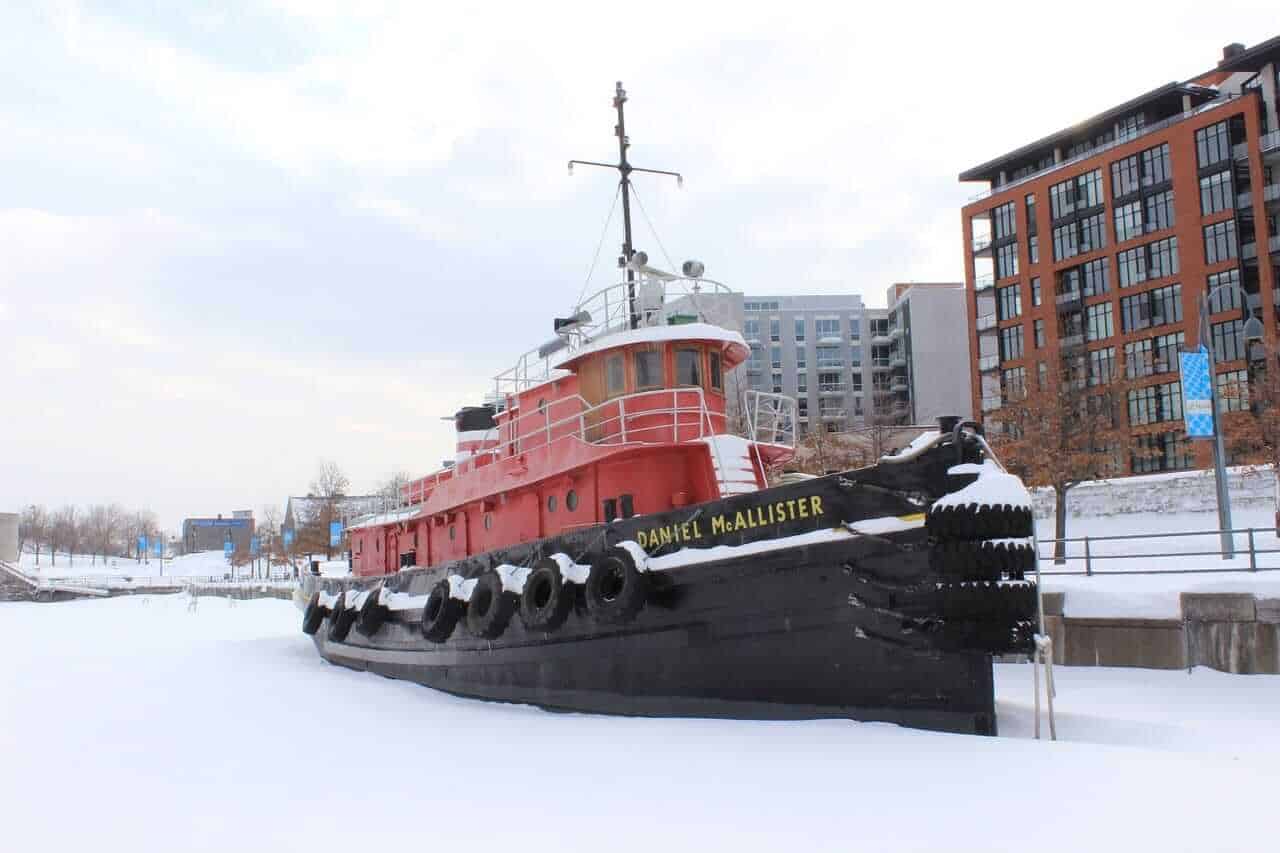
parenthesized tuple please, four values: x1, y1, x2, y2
(767, 503, 775, 524)
(786, 499, 798, 520)
(680, 522, 691, 541)
(735, 511, 748, 531)
(692, 520, 702, 538)
(659, 527, 672, 546)
(810, 496, 824, 517)
(798, 499, 809, 519)
(637, 530, 649, 548)
(754, 507, 766, 526)
(775, 502, 787, 524)
(712, 515, 727, 535)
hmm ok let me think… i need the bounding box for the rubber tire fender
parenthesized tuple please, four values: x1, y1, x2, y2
(465, 570, 517, 639)
(356, 587, 391, 637)
(585, 546, 648, 624)
(327, 593, 357, 643)
(301, 592, 325, 635)
(420, 579, 463, 643)
(519, 559, 575, 632)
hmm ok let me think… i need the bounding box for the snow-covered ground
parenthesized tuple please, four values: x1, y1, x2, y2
(1036, 506, 1280, 617)
(2, 595, 1278, 852)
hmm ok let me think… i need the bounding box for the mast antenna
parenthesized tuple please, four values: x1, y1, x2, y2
(569, 81, 683, 329)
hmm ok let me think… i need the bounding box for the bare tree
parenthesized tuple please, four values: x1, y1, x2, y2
(310, 459, 350, 560)
(19, 505, 48, 566)
(257, 504, 283, 579)
(85, 504, 125, 565)
(792, 426, 871, 476)
(49, 505, 79, 568)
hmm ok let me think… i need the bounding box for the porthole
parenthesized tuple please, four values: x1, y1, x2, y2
(484, 513, 493, 530)
(566, 489, 579, 511)
(449, 525, 456, 541)
(547, 495, 558, 513)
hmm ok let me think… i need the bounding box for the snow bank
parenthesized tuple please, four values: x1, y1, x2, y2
(935, 460, 1032, 510)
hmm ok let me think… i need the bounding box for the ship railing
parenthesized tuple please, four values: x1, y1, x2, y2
(492, 275, 739, 397)
(742, 390, 798, 448)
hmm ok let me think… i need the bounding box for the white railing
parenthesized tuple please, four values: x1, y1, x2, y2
(976, 314, 997, 331)
(1261, 129, 1280, 153)
(978, 354, 1000, 372)
(492, 275, 738, 397)
(742, 390, 797, 447)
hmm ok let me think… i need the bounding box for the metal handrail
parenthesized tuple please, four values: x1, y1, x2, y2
(967, 93, 1247, 203)
(1035, 525, 1280, 576)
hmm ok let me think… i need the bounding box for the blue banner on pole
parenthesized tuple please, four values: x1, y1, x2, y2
(250, 536, 260, 556)
(138, 534, 148, 552)
(1179, 347, 1214, 439)
(329, 520, 343, 547)
(224, 540, 233, 557)
(283, 528, 294, 548)
(153, 538, 163, 557)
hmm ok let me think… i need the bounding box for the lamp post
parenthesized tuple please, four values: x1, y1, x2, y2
(1197, 284, 1265, 559)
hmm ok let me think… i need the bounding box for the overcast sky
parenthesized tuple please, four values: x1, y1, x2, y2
(1, 1, 1269, 529)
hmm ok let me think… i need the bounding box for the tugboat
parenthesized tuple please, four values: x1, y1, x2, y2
(298, 83, 1038, 735)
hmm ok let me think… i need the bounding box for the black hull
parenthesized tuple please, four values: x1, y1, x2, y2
(299, 428, 1036, 736)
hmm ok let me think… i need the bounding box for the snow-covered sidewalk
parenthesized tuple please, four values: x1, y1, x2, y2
(2, 595, 1278, 852)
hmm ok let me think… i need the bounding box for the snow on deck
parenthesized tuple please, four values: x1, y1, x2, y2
(700, 434, 760, 496)
(1, 595, 1277, 852)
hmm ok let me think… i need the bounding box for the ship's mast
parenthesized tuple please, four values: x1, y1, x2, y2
(569, 82, 683, 329)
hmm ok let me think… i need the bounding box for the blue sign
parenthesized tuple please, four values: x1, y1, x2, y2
(1179, 347, 1214, 439)
(250, 536, 260, 556)
(192, 518, 250, 528)
(283, 528, 294, 548)
(138, 534, 148, 552)
(329, 520, 343, 547)
(153, 538, 163, 557)
(223, 540, 234, 557)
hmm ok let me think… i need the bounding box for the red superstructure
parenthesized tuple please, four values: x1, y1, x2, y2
(347, 277, 797, 577)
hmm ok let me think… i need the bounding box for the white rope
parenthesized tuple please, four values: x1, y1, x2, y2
(576, 184, 622, 307)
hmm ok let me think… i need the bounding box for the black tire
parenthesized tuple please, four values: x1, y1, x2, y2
(519, 559, 575, 632)
(585, 546, 647, 624)
(466, 571, 517, 639)
(356, 588, 391, 637)
(301, 592, 325, 635)
(421, 580, 462, 643)
(327, 594, 356, 642)
(926, 502, 1033, 542)
(930, 540, 1036, 582)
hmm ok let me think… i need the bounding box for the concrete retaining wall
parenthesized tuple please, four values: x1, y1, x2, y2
(1031, 466, 1275, 519)
(1042, 591, 1280, 673)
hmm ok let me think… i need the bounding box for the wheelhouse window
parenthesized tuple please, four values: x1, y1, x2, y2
(606, 354, 625, 396)
(708, 350, 722, 391)
(634, 348, 663, 390)
(675, 348, 702, 387)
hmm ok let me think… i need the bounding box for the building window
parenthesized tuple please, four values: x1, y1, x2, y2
(1195, 121, 1231, 169)
(771, 372, 783, 393)
(747, 345, 762, 372)
(1114, 200, 1143, 243)
(1144, 190, 1175, 233)
(1207, 268, 1243, 313)
(769, 318, 780, 342)
(796, 347, 807, 369)
(606, 354, 626, 396)
(1088, 347, 1116, 385)
(999, 325, 1024, 361)
(1127, 381, 1183, 426)
(635, 349, 663, 390)
(1034, 319, 1045, 348)
(818, 371, 843, 393)
(1112, 154, 1140, 198)
(1002, 366, 1027, 401)
(815, 318, 839, 340)
(1200, 171, 1235, 216)
(998, 284, 1022, 320)
(850, 346, 862, 368)
(1120, 284, 1182, 333)
(675, 348, 702, 386)
(1124, 331, 1184, 378)
(997, 243, 1019, 278)
(1052, 222, 1076, 261)
(1141, 143, 1171, 187)
(1078, 212, 1106, 254)
(794, 318, 805, 342)
(1028, 233, 1039, 265)
(797, 398, 808, 418)
(992, 202, 1017, 240)
(1132, 431, 1193, 474)
(1086, 302, 1113, 342)
(797, 373, 807, 393)
(770, 345, 782, 369)
(1204, 220, 1238, 265)
(1025, 193, 1037, 234)
(1031, 277, 1042, 306)
(816, 345, 842, 369)
(851, 373, 863, 392)
(1212, 319, 1246, 362)
(743, 318, 760, 341)
(1217, 369, 1249, 412)
(1118, 237, 1179, 287)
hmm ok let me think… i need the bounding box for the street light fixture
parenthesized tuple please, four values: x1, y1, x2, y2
(1197, 283, 1265, 559)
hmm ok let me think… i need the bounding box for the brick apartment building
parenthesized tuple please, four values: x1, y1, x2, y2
(960, 36, 1280, 475)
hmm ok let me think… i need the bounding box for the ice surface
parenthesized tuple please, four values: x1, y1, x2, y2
(2, 595, 1278, 853)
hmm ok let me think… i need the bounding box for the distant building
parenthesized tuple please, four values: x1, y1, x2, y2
(884, 282, 973, 424)
(283, 495, 383, 554)
(182, 514, 254, 554)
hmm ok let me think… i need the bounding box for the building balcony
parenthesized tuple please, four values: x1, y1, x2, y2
(1055, 289, 1082, 311)
(1059, 332, 1084, 349)
(974, 274, 995, 292)
(1262, 129, 1280, 155)
(978, 354, 1000, 372)
(820, 410, 847, 420)
(1271, 234, 1280, 255)
(890, 354, 907, 368)
(890, 377, 908, 392)
(871, 333, 892, 345)
(816, 362, 844, 372)
(975, 313, 997, 332)
(871, 358, 892, 371)
(1264, 183, 1280, 205)
(980, 395, 1002, 413)
(889, 325, 904, 340)
(972, 236, 993, 256)
(1233, 140, 1251, 161)
(1244, 241, 1258, 260)
(818, 384, 846, 394)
